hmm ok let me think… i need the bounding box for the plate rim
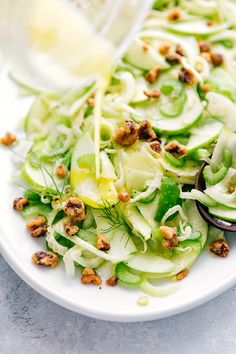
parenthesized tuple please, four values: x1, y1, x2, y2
(1, 67, 236, 323)
(1, 224, 236, 322)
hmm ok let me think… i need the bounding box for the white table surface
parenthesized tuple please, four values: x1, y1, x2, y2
(1, 254, 236, 354)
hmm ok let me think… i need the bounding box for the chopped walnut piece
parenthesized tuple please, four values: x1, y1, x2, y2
(160, 226, 178, 250)
(165, 140, 187, 157)
(13, 197, 29, 211)
(145, 66, 160, 84)
(228, 185, 236, 193)
(144, 89, 161, 99)
(199, 40, 211, 53)
(63, 218, 79, 236)
(149, 140, 162, 153)
(195, 63, 204, 73)
(179, 67, 197, 85)
(159, 42, 172, 56)
(207, 20, 214, 27)
(209, 239, 229, 257)
(167, 8, 182, 21)
(81, 267, 102, 285)
(0, 132, 16, 146)
(26, 216, 47, 238)
(32, 251, 59, 267)
(64, 197, 85, 220)
(201, 84, 211, 92)
(53, 195, 60, 203)
(138, 120, 157, 141)
(210, 52, 224, 67)
(165, 53, 182, 65)
(176, 268, 189, 281)
(55, 164, 68, 178)
(142, 41, 150, 52)
(87, 97, 95, 107)
(118, 191, 131, 203)
(97, 234, 111, 251)
(106, 276, 118, 287)
(201, 52, 212, 63)
(114, 120, 139, 147)
(176, 44, 184, 57)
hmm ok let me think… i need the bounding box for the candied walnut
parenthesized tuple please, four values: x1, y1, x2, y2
(97, 234, 111, 251)
(207, 20, 214, 27)
(64, 197, 85, 220)
(165, 140, 187, 157)
(52, 195, 61, 209)
(63, 218, 79, 236)
(176, 44, 184, 57)
(228, 185, 236, 193)
(32, 251, 58, 267)
(55, 164, 68, 178)
(160, 226, 178, 250)
(87, 97, 95, 107)
(118, 191, 131, 203)
(142, 41, 150, 52)
(114, 120, 139, 147)
(81, 267, 102, 285)
(106, 276, 118, 287)
(144, 89, 161, 99)
(176, 268, 189, 281)
(52, 195, 60, 203)
(165, 53, 182, 65)
(201, 52, 212, 63)
(145, 66, 160, 84)
(210, 52, 224, 67)
(199, 40, 211, 53)
(0, 132, 16, 146)
(167, 8, 181, 21)
(159, 42, 172, 56)
(13, 197, 29, 211)
(201, 84, 211, 92)
(138, 120, 157, 141)
(209, 239, 229, 257)
(149, 140, 162, 153)
(195, 63, 204, 73)
(179, 67, 197, 85)
(26, 216, 47, 238)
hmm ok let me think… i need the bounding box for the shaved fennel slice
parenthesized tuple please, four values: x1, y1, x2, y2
(161, 205, 187, 225)
(130, 172, 163, 203)
(63, 246, 82, 278)
(46, 225, 68, 256)
(63, 245, 103, 278)
(140, 278, 178, 297)
(94, 79, 107, 179)
(114, 71, 136, 104)
(55, 220, 135, 263)
(180, 189, 217, 207)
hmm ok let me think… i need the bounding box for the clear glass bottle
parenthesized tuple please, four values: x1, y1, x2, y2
(0, 0, 152, 89)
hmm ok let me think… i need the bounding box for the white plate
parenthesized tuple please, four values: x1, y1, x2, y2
(1, 68, 236, 323)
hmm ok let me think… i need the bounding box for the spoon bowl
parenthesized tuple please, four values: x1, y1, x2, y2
(195, 162, 236, 232)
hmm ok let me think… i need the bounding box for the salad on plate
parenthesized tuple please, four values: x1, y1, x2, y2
(2, 0, 236, 298)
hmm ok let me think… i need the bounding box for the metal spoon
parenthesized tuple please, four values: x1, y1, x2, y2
(195, 162, 236, 232)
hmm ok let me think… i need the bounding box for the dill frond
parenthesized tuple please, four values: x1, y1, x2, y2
(97, 199, 130, 236)
(8, 146, 69, 199)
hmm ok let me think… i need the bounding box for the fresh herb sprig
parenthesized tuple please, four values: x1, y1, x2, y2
(98, 199, 130, 235)
(8, 146, 70, 199)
